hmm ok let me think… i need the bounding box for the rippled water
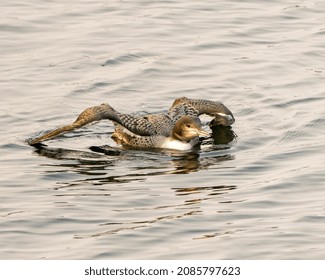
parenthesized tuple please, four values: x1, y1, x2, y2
(1, 0, 325, 259)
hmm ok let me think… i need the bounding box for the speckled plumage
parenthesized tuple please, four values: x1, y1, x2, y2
(169, 97, 235, 126)
(28, 97, 235, 150)
(112, 115, 209, 150)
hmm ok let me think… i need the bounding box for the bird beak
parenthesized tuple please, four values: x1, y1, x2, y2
(198, 128, 210, 137)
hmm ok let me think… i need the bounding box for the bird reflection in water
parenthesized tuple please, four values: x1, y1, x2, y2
(210, 125, 237, 145)
(32, 126, 237, 241)
(32, 125, 236, 185)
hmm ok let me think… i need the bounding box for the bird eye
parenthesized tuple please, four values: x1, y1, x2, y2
(186, 124, 191, 128)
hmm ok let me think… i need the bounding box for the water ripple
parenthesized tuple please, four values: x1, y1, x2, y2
(1, 0, 325, 260)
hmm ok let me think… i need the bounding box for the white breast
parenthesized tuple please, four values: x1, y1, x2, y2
(161, 139, 193, 151)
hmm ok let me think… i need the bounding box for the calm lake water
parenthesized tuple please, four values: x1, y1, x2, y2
(1, 0, 325, 259)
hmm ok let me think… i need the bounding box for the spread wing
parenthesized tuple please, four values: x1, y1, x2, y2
(28, 103, 157, 145)
(168, 97, 235, 126)
(28, 97, 235, 145)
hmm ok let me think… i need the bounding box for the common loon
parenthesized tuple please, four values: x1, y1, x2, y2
(112, 115, 210, 150)
(28, 97, 235, 150)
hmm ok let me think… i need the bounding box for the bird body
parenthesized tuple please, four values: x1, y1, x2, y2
(112, 115, 209, 150)
(28, 97, 234, 151)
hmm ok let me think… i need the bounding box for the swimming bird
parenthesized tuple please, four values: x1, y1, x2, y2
(28, 97, 235, 150)
(112, 115, 210, 150)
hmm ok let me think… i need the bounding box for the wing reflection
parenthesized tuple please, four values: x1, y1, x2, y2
(211, 125, 237, 145)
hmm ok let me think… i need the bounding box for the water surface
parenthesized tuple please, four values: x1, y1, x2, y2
(1, 0, 325, 259)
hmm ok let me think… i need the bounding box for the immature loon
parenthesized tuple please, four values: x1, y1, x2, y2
(112, 115, 210, 150)
(28, 97, 235, 150)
